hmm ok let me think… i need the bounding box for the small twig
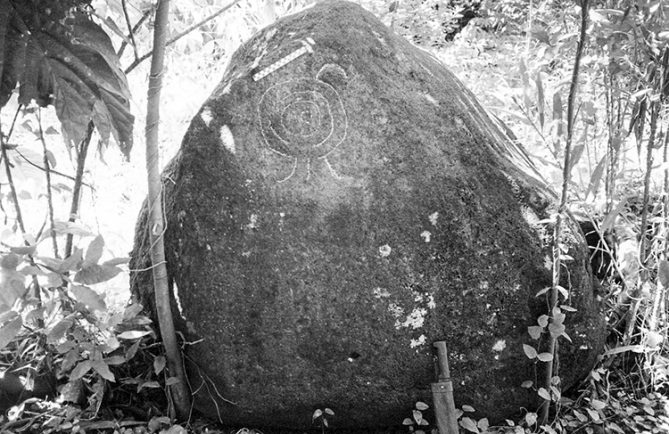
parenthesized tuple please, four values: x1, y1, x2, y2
(124, 0, 244, 75)
(13, 148, 93, 187)
(118, 8, 153, 58)
(120, 0, 140, 60)
(64, 121, 94, 259)
(36, 109, 59, 258)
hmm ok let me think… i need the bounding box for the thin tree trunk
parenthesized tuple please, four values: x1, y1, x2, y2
(541, 0, 589, 424)
(64, 121, 94, 259)
(145, 0, 191, 420)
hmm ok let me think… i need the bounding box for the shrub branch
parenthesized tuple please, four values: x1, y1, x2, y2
(541, 0, 589, 424)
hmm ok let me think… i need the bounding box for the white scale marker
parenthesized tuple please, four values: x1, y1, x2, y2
(253, 38, 315, 82)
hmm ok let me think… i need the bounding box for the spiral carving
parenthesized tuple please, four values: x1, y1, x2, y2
(258, 78, 347, 183)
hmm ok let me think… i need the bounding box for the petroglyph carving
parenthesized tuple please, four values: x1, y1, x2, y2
(258, 77, 347, 183)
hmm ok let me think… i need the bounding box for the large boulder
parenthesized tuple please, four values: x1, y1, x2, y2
(131, 0, 605, 429)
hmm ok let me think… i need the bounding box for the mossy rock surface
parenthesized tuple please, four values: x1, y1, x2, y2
(131, 0, 605, 429)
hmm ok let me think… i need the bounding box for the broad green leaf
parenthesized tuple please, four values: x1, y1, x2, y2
(462, 404, 476, 412)
(537, 315, 549, 328)
(104, 355, 126, 365)
(117, 330, 151, 340)
(586, 408, 600, 421)
(523, 344, 537, 359)
(70, 360, 93, 380)
(154, 355, 166, 375)
(125, 339, 141, 361)
(165, 377, 180, 386)
(92, 360, 115, 382)
(413, 409, 423, 424)
(46, 316, 74, 344)
(556, 285, 569, 299)
(313, 409, 323, 420)
(123, 303, 144, 320)
(61, 348, 80, 373)
(553, 308, 566, 324)
(71, 285, 106, 311)
(550, 385, 561, 400)
(84, 235, 105, 266)
(538, 387, 551, 401)
(324, 408, 334, 416)
(402, 418, 413, 425)
(525, 412, 537, 426)
(573, 410, 587, 422)
(528, 325, 543, 340)
(59, 249, 83, 273)
(548, 323, 565, 339)
(415, 401, 429, 410)
(537, 352, 554, 362)
(535, 287, 550, 297)
(74, 264, 122, 285)
(459, 416, 479, 433)
(0, 312, 22, 350)
(521, 380, 533, 388)
(477, 418, 489, 431)
(591, 399, 606, 410)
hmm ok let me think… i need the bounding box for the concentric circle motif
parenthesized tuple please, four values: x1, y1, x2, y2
(258, 78, 347, 183)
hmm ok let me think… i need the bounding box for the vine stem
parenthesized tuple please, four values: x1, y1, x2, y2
(37, 109, 59, 258)
(145, 0, 191, 420)
(541, 0, 589, 424)
(117, 7, 152, 59)
(120, 0, 139, 60)
(64, 121, 94, 259)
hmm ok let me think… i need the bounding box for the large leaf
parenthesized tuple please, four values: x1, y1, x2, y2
(84, 235, 105, 266)
(71, 284, 106, 311)
(74, 263, 122, 285)
(0, 0, 133, 157)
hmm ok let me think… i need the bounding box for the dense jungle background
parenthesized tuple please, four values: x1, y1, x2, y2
(1, 0, 669, 432)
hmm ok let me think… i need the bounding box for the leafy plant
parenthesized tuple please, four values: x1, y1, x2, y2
(312, 407, 335, 433)
(402, 401, 430, 433)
